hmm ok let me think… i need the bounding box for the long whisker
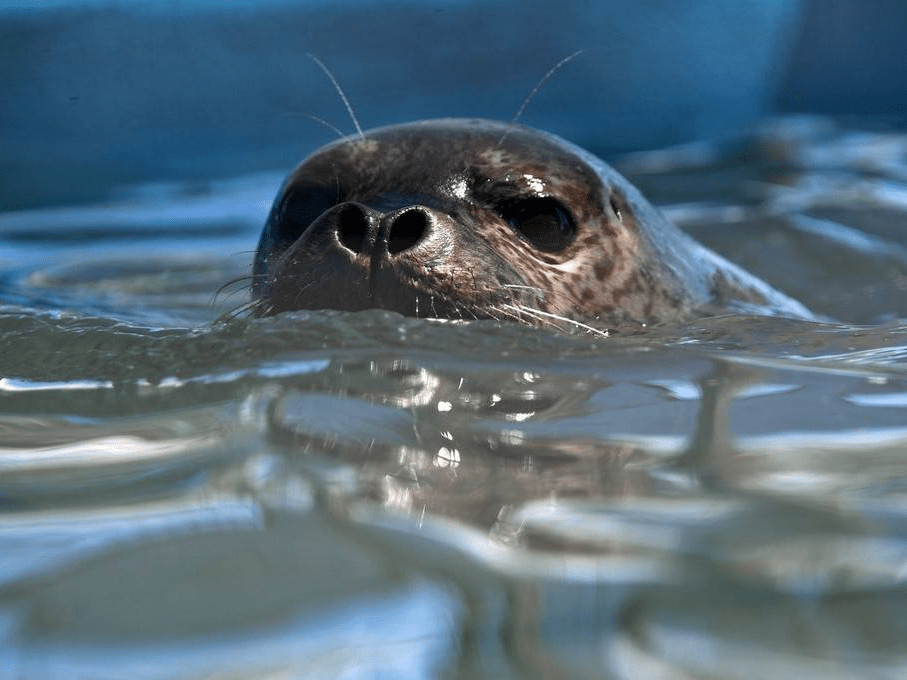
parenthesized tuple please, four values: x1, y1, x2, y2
(498, 49, 583, 147)
(307, 54, 365, 142)
(486, 305, 525, 325)
(306, 114, 348, 141)
(499, 303, 610, 338)
(214, 275, 254, 297)
(500, 283, 542, 291)
(211, 275, 255, 310)
(498, 303, 568, 332)
(500, 282, 545, 305)
(216, 298, 260, 322)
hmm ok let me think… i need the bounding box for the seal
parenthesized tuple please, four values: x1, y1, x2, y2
(252, 118, 812, 328)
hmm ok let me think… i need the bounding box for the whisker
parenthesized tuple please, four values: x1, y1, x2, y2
(210, 275, 255, 312)
(212, 287, 252, 311)
(216, 298, 259, 322)
(500, 282, 545, 305)
(214, 275, 254, 300)
(289, 279, 318, 312)
(498, 49, 583, 147)
(500, 303, 610, 338)
(499, 303, 566, 331)
(306, 114, 348, 141)
(500, 283, 542, 291)
(307, 54, 365, 142)
(487, 305, 524, 325)
(459, 300, 479, 322)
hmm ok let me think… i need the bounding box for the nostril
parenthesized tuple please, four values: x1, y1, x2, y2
(387, 209, 428, 255)
(336, 204, 369, 253)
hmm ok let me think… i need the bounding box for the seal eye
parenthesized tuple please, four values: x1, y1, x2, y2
(498, 196, 577, 252)
(273, 184, 338, 245)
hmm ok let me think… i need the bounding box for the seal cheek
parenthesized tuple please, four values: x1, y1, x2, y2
(593, 258, 614, 282)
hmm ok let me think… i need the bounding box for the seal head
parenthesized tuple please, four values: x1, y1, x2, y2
(253, 118, 811, 326)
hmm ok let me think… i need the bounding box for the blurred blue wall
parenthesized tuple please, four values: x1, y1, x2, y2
(1, 0, 904, 210)
(779, 0, 907, 117)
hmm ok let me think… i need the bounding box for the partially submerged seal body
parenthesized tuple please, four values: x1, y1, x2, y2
(252, 118, 812, 327)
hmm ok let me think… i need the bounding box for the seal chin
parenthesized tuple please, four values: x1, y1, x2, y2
(261, 255, 518, 321)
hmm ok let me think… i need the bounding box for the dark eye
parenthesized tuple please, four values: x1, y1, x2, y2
(272, 183, 338, 245)
(498, 196, 577, 252)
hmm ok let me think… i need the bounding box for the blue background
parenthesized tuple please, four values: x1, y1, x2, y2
(2, 0, 906, 210)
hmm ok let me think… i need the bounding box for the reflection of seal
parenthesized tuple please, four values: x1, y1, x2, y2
(252, 118, 812, 327)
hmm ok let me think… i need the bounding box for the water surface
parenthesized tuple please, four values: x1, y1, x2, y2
(2, 117, 907, 679)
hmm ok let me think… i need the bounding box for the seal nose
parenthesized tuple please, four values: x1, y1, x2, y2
(333, 202, 429, 256)
(335, 203, 371, 253)
(384, 208, 429, 255)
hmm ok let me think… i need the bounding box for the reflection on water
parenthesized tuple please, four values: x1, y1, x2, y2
(2, 117, 907, 678)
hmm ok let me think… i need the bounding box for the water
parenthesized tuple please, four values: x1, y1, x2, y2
(2, 116, 907, 678)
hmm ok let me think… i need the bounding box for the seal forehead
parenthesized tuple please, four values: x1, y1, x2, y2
(306, 119, 606, 188)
